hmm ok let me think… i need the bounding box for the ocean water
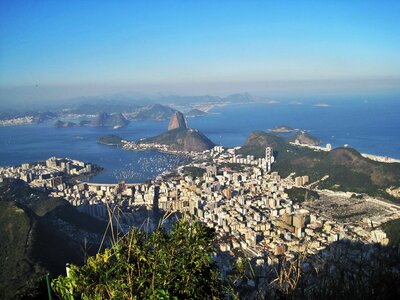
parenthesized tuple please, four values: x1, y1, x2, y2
(0, 119, 188, 183)
(0, 97, 399, 183)
(190, 98, 400, 158)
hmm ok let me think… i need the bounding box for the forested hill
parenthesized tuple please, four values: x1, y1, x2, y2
(239, 131, 400, 200)
(0, 179, 108, 299)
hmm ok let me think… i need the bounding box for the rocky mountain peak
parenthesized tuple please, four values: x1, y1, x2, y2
(168, 111, 188, 131)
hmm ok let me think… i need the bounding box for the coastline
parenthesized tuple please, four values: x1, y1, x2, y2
(361, 153, 400, 163)
(290, 142, 400, 163)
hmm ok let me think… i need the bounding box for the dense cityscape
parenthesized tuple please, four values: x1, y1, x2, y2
(1, 1, 400, 299)
(2, 131, 399, 291)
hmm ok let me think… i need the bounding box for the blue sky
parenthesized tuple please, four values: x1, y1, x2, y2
(0, 0, 399, 99)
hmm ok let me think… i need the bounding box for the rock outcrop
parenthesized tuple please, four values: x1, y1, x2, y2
(289, 130, 320, 146)
(140, 111, 214, 152)
(90, 112, 129, 128)
(141, 128, 215, 152)
(54, 120, 76, 128)
(168, 111, 188, 131)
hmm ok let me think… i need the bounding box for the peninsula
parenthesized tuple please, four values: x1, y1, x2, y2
(288, 130, 320, 146)
(138, 111, 215, 152)
(97, 134, 123, 146)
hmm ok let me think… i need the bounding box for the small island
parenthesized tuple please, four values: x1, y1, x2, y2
(54, 120, 76, 128)
(186, 108, 207, 117)
(79, 120, 91, 126)
(315, 102, 331, 107)
(269, 125, 295, 133)
(85, 112, 129, 129)
(97, 134, 123, 146)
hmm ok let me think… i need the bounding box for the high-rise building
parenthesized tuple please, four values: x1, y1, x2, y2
(205, 165, 217, 177)
(265, 147, 272, 162)
(21, 163, 30, 170)
(293, 213, 306, 229)
(46, 157, 57, 168)
(265, 147, 274, 171)
(294, 176, 303, 187)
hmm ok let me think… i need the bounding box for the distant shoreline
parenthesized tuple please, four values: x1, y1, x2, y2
(290, 142, 400, 164)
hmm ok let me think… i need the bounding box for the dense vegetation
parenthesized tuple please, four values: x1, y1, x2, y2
(97, 134, 123, 146)
(239, 131, 400, 201)
(381, 218, 400, 247)
(54, 120, 76, 128)
(2, 180, 399, 300)
(286, 187, 320, 203)
(183, 166, 206, 178)
(50, 218, 400, 300)
(141, 128, 215, 152)
(52, 219, 223, 299)
(234, 241, 400, 299)
(288, 130, 320, 146)
(0, 201, 45, 299)
(0, 179, 108, 299)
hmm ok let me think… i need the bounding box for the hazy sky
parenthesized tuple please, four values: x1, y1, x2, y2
(0, 1, 399, 101)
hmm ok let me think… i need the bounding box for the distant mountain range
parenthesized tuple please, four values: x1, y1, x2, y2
(62, 93, 257, 116)
(0, 111, 57, 124)
(51, 105, 177, 130)
(0, 93, 260, 125)
(131, 104, 176, 121)
(185, 108, 207, 117)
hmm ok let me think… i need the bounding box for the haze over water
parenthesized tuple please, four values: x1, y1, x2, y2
(1, 96, 399, 183)
(1, 1, 399, 183)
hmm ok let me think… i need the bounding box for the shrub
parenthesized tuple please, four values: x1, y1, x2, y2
(52, 219, 223, 299)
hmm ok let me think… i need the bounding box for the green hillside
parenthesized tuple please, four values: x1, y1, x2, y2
(288, 130, 320, 146)
(97, 134, 123, 146)
(239, 131, 400, 200)
(141, 128, 215, 152)
(0, 179, 109, 299)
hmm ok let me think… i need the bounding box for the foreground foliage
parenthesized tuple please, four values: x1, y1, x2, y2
(52, 219, 223, 299)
